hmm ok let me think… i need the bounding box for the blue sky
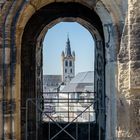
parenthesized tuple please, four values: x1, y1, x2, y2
(43, 22, 95, 75)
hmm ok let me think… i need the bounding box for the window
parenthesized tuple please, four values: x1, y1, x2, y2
(65, 60, 68, 66)
(65, 69, 67, 73)
(69, 61, 72, 66)
(70, 69, 72, 73)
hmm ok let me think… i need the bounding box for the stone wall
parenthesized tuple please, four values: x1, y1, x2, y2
(128, 0, 140, 138)
(118, 0, 140, 139)
(0, 0, 140, 140)
(0, 3, 3, 139)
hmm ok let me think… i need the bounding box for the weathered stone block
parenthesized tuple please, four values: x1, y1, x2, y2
(118, 43, 129, 63)
(130, 61, 140, 88)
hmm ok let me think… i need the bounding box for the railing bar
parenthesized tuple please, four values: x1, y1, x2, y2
(30, 100, 76, 140)
(43, 92, 96, 93)
(36, 99, 38, 140)
(68, 92, 69, 122)
(25, 91, 96, 140)
(43, 98, 94, 100)
(45, 114, 76, 140)
(76, 117, 78, 140)
(49, 118, 50, 140)
(49, 103, 93, 140)
(43, 111, 94, 113)
(88, 106, 90, 140)
(25, 99, 29, 140)
(43, 105, 94, 107)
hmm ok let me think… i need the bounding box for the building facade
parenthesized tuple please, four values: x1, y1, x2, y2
(61, 36, 75, 84)
(43, 36, 75, 93)
(43, 75, 62, 92)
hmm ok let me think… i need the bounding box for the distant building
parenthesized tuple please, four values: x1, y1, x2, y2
(43, 38, 94, 123)
(43, 36, 75, 92)
(59, 71, 95, 122)
(43, 75, 62, 92)
(61, 36, 75, 85)
(43, 36, 75, 117)
(61, 71, 94, 92)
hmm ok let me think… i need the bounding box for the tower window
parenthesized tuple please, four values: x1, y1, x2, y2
(69, 61, 72, 66)
(65, 69, 67, 73)
(70, 69, 72, 73)
(65, 61, 68, 66)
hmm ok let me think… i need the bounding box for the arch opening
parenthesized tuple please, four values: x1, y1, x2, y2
(21, 2, 105, 140)
(42, 22, 95, 124)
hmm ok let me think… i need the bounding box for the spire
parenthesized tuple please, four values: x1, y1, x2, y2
(65, 34, 72, 57)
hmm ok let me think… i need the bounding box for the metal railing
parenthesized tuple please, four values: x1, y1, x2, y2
(25, 92, 96, 140)
(42, 92, 95, 122)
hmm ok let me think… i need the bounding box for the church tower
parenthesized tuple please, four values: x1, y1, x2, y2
(62, 36, 75, 84)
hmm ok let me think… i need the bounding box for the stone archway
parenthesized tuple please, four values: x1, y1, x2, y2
(1, 0, 140, 140)
(21, 2, 106, 140)
(0, 0, 123, 140)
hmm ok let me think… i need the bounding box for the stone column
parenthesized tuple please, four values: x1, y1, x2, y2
(128, 0, 140, 138)
(0, 4, 2, 139)
(118, 0, 140, 139)
(0, 1, 19, 139)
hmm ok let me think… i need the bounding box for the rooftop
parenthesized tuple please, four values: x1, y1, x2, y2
(61, 71, 94, 92)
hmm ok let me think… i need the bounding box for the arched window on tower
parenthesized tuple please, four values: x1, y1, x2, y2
(69, 60, 72, 67)
(70, 69, 72, 73)
(65, 60, 68, 66)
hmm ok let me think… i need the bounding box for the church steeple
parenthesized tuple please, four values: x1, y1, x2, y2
(61, 35, 75, 85)
(65, 35, 72, 57)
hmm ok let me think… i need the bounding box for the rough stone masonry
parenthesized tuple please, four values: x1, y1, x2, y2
(0, 0, 140, 140)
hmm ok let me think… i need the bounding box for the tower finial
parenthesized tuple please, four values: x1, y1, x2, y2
(65, 33, 71, 56)
(67, 33, 69, 40)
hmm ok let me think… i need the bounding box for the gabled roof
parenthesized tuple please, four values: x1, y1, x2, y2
(43, 75, 62, 85)
(70, 71, 94, 83)
(61, 71, 94, 92)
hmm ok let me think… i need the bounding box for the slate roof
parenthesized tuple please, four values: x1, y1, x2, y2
(61, 71, 94, 92)
(65, 37, 72, 57)
(43, 75, 62, 86)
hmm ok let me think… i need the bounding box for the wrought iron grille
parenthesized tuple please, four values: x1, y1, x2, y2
(42, 92, 95, 123)
(25, 92, 97, 140)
